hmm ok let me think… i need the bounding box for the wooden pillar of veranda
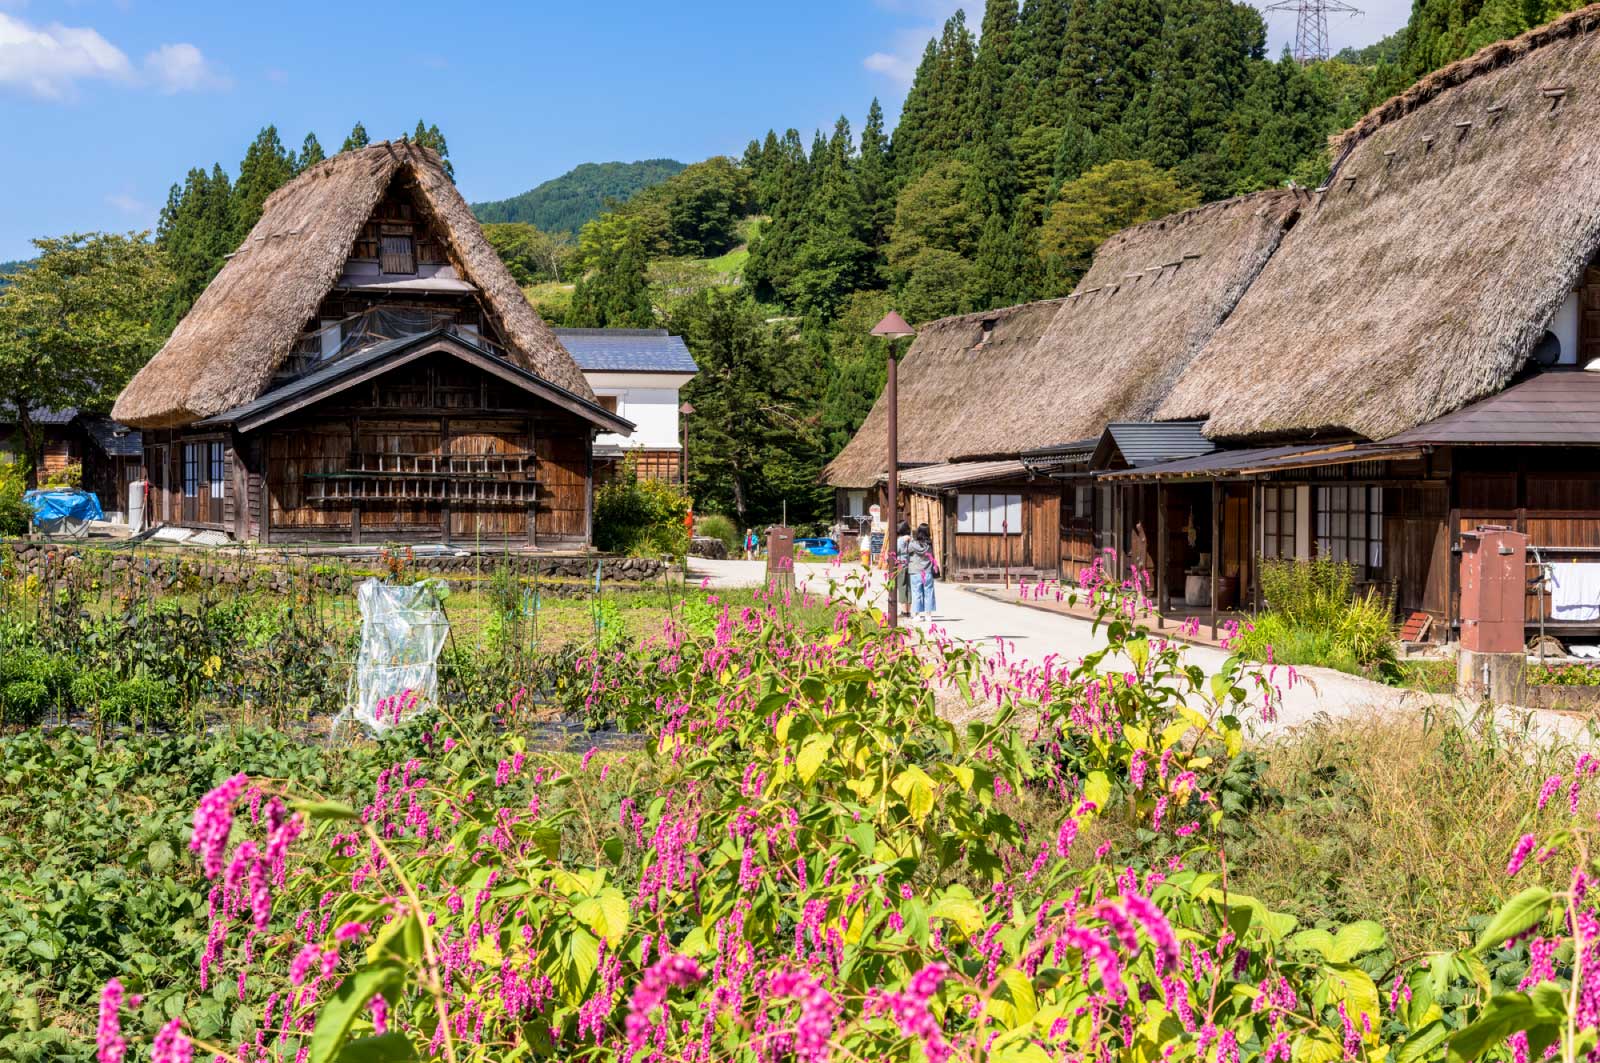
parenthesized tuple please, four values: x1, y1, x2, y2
(1210, 480, 1221, 640)
(1155, 481, 1167, 628)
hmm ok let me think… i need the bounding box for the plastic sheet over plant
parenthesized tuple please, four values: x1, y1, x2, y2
(346, 577, 448, 733)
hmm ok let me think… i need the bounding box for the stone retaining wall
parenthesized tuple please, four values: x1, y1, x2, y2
(1, 542, 668, 595)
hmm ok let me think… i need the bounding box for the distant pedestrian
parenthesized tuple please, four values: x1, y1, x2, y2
(684, 506, 695, 543)
(894, 520, 912, 618)
(743, 527, 758, 560)
(908, 522, 938, 622)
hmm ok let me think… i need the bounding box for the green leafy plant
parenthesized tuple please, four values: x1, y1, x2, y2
(1237, 557, 1400, 680)
(593, 460, 690, 558)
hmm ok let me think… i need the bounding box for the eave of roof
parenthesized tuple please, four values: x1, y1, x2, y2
(198, 329, 634, 436)
(1097, 440, 1422, 480)
(876, 459, 1031, 491)
(1093, 421, 1217, 469)
(1385, 369, 1600, 445)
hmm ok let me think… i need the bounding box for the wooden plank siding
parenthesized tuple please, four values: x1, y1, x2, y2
(146, 352, 599, 546)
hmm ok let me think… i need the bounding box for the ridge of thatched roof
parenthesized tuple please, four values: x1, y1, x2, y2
(821, 189, 1301, 488)
(1013, 189, 1302, 443)
(821, 298, 1066, 487)
(114, 141, 592, 428)
(1159, 4, 1600, 441)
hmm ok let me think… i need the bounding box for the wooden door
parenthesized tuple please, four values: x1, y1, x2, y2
(148, 445, 169, 523)
(1581, 266, 1600, 365)
(448, 418, 529, 540)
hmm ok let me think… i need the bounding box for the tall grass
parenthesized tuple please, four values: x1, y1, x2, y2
(1236, 557, 1399, 680)
(1226, 711, 1574, 955)
(694, 513, 739, 552)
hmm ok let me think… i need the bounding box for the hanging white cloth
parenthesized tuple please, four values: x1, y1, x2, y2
(1548, 563, 1600, 622)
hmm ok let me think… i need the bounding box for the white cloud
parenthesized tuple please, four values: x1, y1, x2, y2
(863, 50, 917, 85)
(0, 12, 226, 99)
(0, 12, 133, 98)
(105, 191, 148, 215)
(143, 41, 228, 93)
(863, 3, 962, 88)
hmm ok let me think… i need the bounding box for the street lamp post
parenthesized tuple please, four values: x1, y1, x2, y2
(871, 311, 917, 629)
(678, 401, 695, 488)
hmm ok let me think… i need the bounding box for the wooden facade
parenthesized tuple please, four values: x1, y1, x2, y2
(123, 158, 628, 548)
(144, 350, 601, 546)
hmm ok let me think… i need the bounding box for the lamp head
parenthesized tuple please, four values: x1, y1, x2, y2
(870, 311, 916, 340)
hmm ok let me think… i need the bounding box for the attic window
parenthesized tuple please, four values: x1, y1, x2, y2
(975, 317, 998, 347)
(380, 235, 416, 275)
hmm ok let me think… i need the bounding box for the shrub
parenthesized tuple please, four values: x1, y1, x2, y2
(1528, 663, 1600, 686)
(39, 462, 82, 489)
(102, 675, 180, 727)
(0, 679, 48, 724)
(593, 460, 690, 558)
(693, 512, 739, 551)
(1238, 557, 1399, 680)
(0, 462, 28, 536)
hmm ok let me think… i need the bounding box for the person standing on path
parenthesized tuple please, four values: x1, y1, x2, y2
(908, 522, 938, 622)
(743, 528, 758, 560)
(894, 520, 912, 618)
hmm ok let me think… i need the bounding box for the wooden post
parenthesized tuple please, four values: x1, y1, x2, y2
(259, 458, 271, 546)
(1004, 516, 1012, 589)
(584, 430, 595, 547)
(1210, 480, 1221, 640)
(440, 416, 452, 546)
(885, 345, 899, 626)
(1155, 481, 1167, 628)
(527, 417, 538, 548)
(1252, 481, 1264, 613)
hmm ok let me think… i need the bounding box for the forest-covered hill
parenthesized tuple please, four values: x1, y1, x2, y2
(471, 159, 686, 233)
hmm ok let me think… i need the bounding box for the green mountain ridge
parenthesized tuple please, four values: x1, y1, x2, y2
(472, 159, 686, 234)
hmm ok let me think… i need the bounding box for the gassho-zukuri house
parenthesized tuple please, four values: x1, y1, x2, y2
(113, 141, 633, 547)
(826, 4, 1600, 643)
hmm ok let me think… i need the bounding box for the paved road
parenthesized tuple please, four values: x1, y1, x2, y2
(688, 557, 1594, 745)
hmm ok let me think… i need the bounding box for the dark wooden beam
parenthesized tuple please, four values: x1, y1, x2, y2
(1155, 482, 1167, 628)
(1210, 480, 1221, 640)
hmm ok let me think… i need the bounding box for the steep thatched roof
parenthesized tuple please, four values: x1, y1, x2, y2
(1012, 189, 1301, 445)
(821, 299, 1065, 487)
(114, 141, 592, 428)
(1159, 4, 1600, 440)
(822, 189, 1300, 488)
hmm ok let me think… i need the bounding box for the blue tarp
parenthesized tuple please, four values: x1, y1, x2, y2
(796, 537, 839, 557)
(22, 489, 103, 525)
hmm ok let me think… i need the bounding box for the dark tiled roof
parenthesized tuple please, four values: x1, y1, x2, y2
(554, 328, 698, 373)
(0, 405, 78, 425)
(82, 415, 143, 457)
(1095, 421, 1217, 468)
(1097, 441, 1422, 480)
(1385, 371, 1600, 445)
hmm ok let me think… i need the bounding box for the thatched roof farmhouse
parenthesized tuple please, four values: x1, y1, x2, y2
(1160, 4, 1600, 440)
(823, 189, 1301, 488)
(114, 140, 627, 546)
(115, 141, 595, 430)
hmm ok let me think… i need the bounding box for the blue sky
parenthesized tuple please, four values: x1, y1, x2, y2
(0, 0, 1406, 261)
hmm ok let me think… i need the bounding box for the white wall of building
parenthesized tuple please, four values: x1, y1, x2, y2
(585, 372, 695, 449)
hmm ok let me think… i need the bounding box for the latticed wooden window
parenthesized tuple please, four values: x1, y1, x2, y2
(1315, 485, 1383, 573)
(380, 235, 416, 274)
(183, 444, 200, 498)
(1261, 485, 1296, 559)
(209, 443, 225, 500)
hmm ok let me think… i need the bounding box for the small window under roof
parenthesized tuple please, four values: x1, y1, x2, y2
(380, 235, 416, 275)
